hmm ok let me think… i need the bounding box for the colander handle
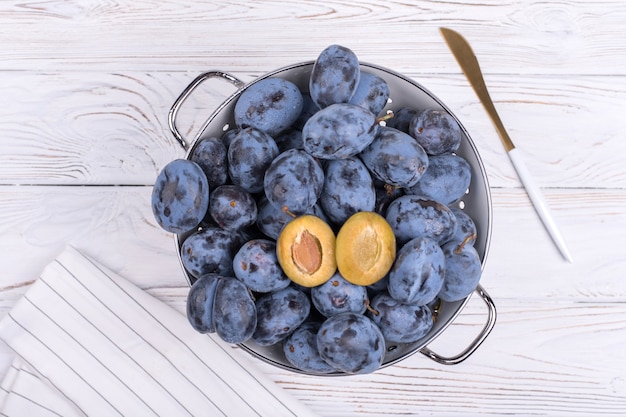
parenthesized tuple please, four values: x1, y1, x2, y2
(168, 71, 245, 150)
(420, 285, 496, 365)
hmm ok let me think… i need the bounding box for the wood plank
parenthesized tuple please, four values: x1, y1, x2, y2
(0, 185, 623, 415)
(278, 300, 626, 416)
(0, 185, 186, 300)
(268, 298, 626, 416)
(0, 280, 622, 415)
(1, 1, 623, 415)
(0, 185, 624, 311)
(141, 294, 626, 416)
(2, 0, 626, 75)
(1, 71, 624, 188)
(483, 187, 626, 301)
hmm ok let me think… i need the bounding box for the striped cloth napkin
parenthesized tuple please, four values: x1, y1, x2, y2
(0, 246, 318, 417)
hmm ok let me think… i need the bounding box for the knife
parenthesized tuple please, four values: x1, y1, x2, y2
(439, 27, 573, 263)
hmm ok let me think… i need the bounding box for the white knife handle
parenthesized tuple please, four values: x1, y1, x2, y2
(507, 148, 573, 263)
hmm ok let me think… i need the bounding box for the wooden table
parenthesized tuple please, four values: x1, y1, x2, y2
(2, 1, 625, 415)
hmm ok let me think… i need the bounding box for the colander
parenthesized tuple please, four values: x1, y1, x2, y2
(168, 61, 496, 374)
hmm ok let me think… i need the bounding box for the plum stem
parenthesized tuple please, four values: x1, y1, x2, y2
(375, 111, 394, 125)
(454, 233, 477, 254)
(364, 299, 379, 316)
(282, 205, 297, 218)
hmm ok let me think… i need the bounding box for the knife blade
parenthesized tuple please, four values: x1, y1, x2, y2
(439, 27, 573, 263)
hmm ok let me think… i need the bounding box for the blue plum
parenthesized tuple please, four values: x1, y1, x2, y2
(316, 312, 385, 374)
(360, 126, 429, 188)
(189, 136, 228, 191)
(387, 237, 445, 305)
(373, 180, 404, 216)
(319, 157, 375, 225)
(234, 77, 304, 137)
(409, 108, 462, 155)
(385, 194, 457, 246)
(385, 106, 418, 133)
(311, 272, 368, 317)
(256, 196, 329, 240)
(302, 103, 378, 160)
(180, 226, 244, 278)
(213, 277, 257, 344)
(274, 127, 304, 152)
(405, 153, 472, 206)
(367, 274, 389, 295)
(283, 322, 337, 374)
(349, 71, 390, 116)
(256, 195, 293, 240)
(221, 128, 240, 148)
(252, 287, 311, 346)
(368, 292, 434, 343)
(309, 44, 360, 109)
(255, 196, 294, 239)
(263, 149, 324, 215)
(439, 239, 482, 302)
(292, 94, 321, 130)
(448, 207, 478, 247)
(151, 159, 209, 234)
(228, 127, 279, 194)
(186, 273, 221, 333)
(208, 184, 257, 232)
(233, 239, 290, 293)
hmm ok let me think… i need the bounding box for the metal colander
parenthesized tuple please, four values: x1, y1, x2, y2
(168, 61, 496, 374)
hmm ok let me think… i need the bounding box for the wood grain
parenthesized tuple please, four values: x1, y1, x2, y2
(1, 182, 622, 414)
(2, 0, 626, 75)
(1, 71, 624, 188)
(230, 297, 626, 416)
(0, 186, 623, 310)
(1, 1, 625, 415)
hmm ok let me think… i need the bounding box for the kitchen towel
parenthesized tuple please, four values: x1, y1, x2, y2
(0, 246, 319, 417)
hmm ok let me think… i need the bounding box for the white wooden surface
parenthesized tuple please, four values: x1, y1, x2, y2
(1, 1, 625, 415)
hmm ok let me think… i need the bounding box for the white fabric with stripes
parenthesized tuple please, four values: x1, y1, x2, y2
(0, 246, 318, 417)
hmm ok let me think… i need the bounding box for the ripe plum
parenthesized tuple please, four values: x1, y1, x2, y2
(319, 157, 375, 225)
(387, 237, 445, 305)
(252, 287, 311, 346)
(349, 71, 390, 116)
(186, 273, 221, 333)
(283, 322, 336, 374)
(233, 239, 290, 293)
(180, 226, 243, 278)
(311, 272, 368, 317)
(234, 77, 303, 137)
(276, 215, 337, 288)
(409, 108, 462, 155)
(449, 207, 477, 246)
(151, 159, 209, 234)
(208, 185, 257, 231)
(368, 292, 434, 343)
(406, 153, 472, 206)
(316, 312, 385, 374)
(189, 136, 228, 191)
(439, 239, 482, 302)
(228, 127, 279, 194)
(302, 103, 378, 160)
(385, 195, 457, 246)
(213, 277, 257, 344)
(274, 127, 304, 152)
(293, 94, 321, 130)
(264, 149, 324, 215)
(385, 107, 418, 133)
(360, 126, 429, 188)
(309, 44, 360, 108)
